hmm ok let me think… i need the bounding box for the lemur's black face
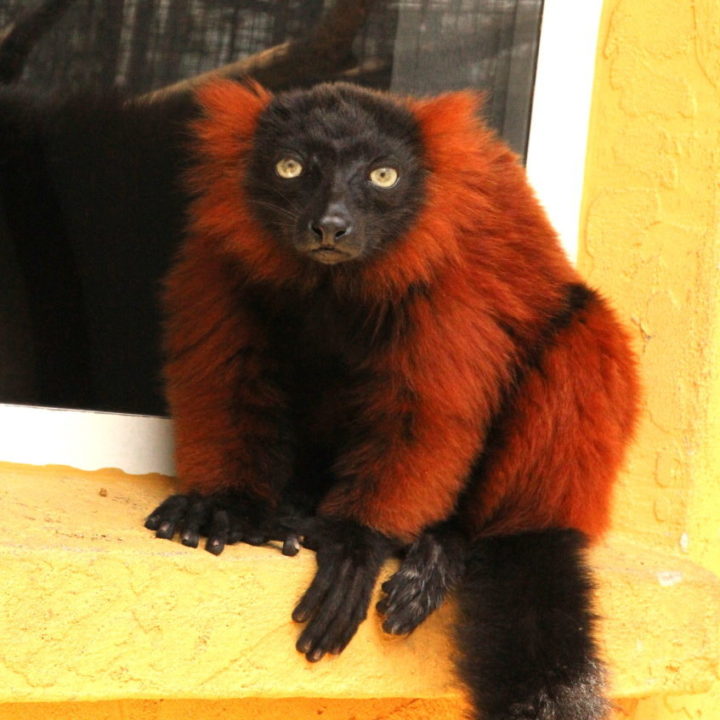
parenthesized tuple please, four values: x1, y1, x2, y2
(245, 83, 426, 265)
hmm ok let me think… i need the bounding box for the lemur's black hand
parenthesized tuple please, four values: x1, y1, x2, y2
(144, 491, 300, 556)
(292, 518, 396, 662)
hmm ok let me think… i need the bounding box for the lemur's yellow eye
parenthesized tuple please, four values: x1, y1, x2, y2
(275, 157, 303, 179)
(369, 166, 399, 188)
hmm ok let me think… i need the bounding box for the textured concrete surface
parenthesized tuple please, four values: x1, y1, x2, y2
(0, 463, 460, 704)
(0, 461, 718, 720)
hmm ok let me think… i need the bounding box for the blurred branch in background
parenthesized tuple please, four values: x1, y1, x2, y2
(0, 0, 388, 97)
(145, 0, 383, 100)
(0, 0, 538, 145)
(0, 0, 76, 84)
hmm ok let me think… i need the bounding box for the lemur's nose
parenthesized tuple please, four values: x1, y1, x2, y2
(309, 215, 353, 243)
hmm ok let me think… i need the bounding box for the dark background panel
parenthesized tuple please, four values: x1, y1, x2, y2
(0, 0, 543, 415)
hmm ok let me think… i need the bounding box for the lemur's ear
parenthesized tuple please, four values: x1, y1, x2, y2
(191, 79, 273, 163)
(410, 90, 484, 138)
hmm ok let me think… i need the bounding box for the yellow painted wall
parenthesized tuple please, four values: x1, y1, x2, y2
(580, 0, 720, 715)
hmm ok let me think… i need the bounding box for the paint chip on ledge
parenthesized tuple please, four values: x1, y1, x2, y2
(679, 533, 689, 553)
(657, 570, 683, 587)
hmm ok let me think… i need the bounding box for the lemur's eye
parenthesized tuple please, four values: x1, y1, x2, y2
(275, 157, 303, 179)
(369, 166, 399, 188)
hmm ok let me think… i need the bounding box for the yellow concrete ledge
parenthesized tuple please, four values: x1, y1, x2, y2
(0, 462, 718, 719)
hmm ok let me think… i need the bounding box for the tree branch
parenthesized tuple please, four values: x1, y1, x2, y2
(0, 0, 77, 85)
(144, 0, 382, 101)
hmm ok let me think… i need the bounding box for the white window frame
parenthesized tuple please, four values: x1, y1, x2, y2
(526, 0, 604, 262)
(0, 0, 604, 475)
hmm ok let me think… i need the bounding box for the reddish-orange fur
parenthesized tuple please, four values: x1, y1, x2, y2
(464, 291, 638, 539)
(164, 80, 639, 543)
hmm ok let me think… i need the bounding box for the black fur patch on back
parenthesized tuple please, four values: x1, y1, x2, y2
(467, 282, 596, 490)
(517, 282, 594, 374)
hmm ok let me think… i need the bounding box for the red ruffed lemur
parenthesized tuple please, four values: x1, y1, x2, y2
(145, 79, 639, 720)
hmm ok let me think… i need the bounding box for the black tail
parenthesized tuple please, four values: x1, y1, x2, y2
(456, 529, 608, 720)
